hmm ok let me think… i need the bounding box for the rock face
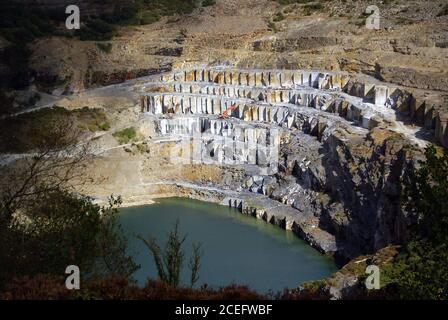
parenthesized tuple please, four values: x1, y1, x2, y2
(133, 66, 430, 261)
(289, 245, 401, 300)
(141, 68, 448, 148)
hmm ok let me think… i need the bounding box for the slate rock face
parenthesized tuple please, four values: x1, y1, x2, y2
(137, 66, 428, 261)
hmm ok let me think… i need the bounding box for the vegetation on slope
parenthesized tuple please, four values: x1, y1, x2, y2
(379, 145, 448, 299)
(0, 117, 138, 290)
(0, 107, 110, 153)
(0, 0, 214, 89)
(1, 141, 448, 299)
(0, 0, 201, 43)
(0, 3, 61, 89)
(113, 127, 137, 145)
(1, 276, 263, 300)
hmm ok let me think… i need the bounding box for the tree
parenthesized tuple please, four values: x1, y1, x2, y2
(0, 191, 140, 288)
(382, 145, 448, 299)
(95, 196, 140, 279)
(189, 243, 202, 288)
(0, 116, 93, 227)
(139, 219, 203, 288)
(0, 115, 139, 288)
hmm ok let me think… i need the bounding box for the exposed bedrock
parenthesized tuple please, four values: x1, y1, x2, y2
(141, 67, 447, 148)
(130, 66, 434, 261)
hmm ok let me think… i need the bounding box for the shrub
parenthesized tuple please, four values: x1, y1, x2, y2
(152, 0, 196, 16)
(395, 17, 414, 25)
(1, 275, 264, 300)
(113, 127, 137, 144)
(73, 107, 110, 132)
(0, 191, 139, 289)
(139, 220, 202, 288)
(0, 4, 54, 44)
(0, 90, 15, 115)
(380, 146, 448, 299)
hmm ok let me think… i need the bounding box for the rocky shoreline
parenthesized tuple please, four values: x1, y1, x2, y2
(114, 182, 338, 256)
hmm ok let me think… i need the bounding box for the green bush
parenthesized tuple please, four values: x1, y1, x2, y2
(112, 2, 143, 25)
(0, 191, 139, 288)
(395, 17, 414, 25)
(0, 90, 15, 115)
(381, 146, 448, 299)
(73, 107, 110, 132)
(113, 127, 137, 145)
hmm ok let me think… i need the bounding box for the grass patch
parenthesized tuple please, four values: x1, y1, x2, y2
(73, 107, 110, 132)
(113, 127, 137, 145)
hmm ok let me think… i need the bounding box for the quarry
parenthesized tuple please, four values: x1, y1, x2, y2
(58, 63, 440, 263)
(1, 0, 448, 300)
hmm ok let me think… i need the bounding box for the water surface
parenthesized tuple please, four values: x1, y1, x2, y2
(119, 197, 337, 293)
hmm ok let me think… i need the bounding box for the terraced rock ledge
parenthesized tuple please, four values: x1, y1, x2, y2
(80, 65, 439, 261)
